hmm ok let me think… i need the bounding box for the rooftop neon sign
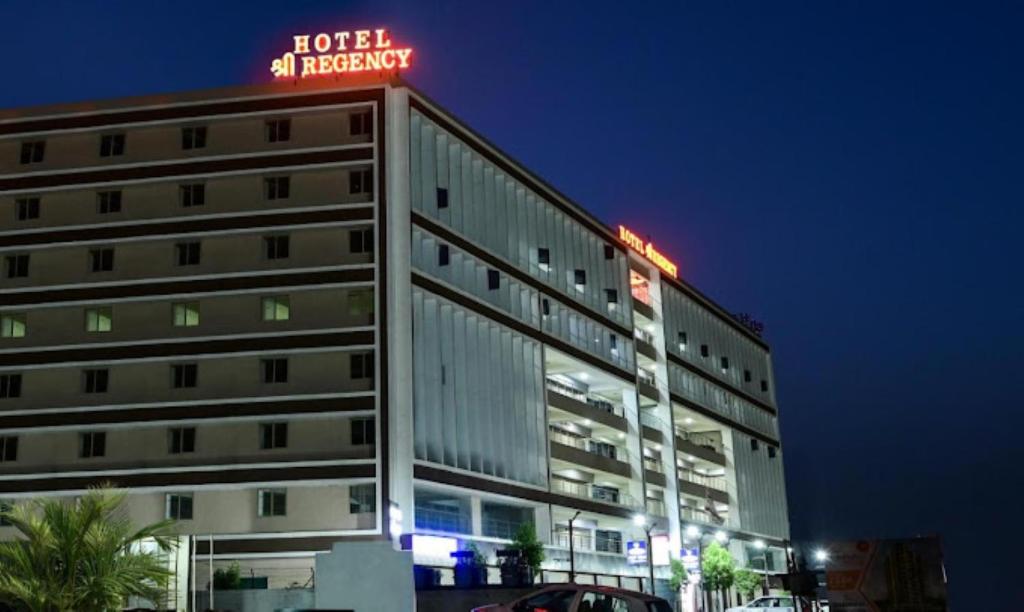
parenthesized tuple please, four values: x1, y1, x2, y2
(618, 225, 678, 278)
(270, 29, 413, 79)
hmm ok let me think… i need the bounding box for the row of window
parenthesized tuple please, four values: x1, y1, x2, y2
(162, 482, 376, 521)
(1, 228, 373, 280)
(15, 112, 374, 166)
(0, 353, 374, 399)
(9, 170, 373, 223)
(676, 331, 770, 393)
(0, 418, 375, 465)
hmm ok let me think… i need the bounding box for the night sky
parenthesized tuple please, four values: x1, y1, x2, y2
(3, 1, 1022, 608)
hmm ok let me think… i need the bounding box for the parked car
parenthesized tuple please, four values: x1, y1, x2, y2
(726, 595, 813, 611)
(471, 584, 672, 612)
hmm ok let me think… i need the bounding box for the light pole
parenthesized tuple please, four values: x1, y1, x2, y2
(754, 540, 769, 596)
(814, 549, 829, 612)
(684, 525, 703, 612)
(568, 510, 582, 583)
(634, 514, 656, 595)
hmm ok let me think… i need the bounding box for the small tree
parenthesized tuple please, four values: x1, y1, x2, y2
(509, 522, 544, 573)
(213, 561, 242, 590)
(702, 541, 736, 610)
(734, 568, 761, 601)
(669, 557, 689, 592)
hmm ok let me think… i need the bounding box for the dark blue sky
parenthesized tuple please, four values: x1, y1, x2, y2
(4, 1, 1022, 607)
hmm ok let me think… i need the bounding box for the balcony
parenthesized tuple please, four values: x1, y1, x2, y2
(546, 381, 628, 432)
(678, 469, 729, 504)
(634, 337, 658, 361)
(632, 297, 655, 321)
(645, 498, 667, 517)
(549, 431, 631, 479)
(637, 370, 659, 404)
(675, 430, 727, 466)
(680, 505, 725, 526)
(645, 469, 667, 488)
(551, 477, 638, 509)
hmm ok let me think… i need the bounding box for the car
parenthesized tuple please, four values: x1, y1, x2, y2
(726, 595, 814, 611)
(471, 583, 672, 612)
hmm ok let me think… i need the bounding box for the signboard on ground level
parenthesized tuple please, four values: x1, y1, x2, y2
(681, 547, 701, 572)
(626, 540, 647, 565)
(651, 534, 671, 567)
(824, 537, 948, 612)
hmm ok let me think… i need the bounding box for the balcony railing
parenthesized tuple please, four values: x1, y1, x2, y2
(676, 428, 723, 455)
(637, 369, 656, 387)
(634, 328, 656, 345)
(679, 468, 727, 492)
(553, 531, 594, 551)
(643, 457, 664, 473)
(549, 427, 622, 462)
(546, 379, 622, 417)
(680, 506, 723, 525)
(646, 499, 667, 517)
(551, 478, 639, 509)
(415, 506, 471, 534)
(482, 516, 522, 540)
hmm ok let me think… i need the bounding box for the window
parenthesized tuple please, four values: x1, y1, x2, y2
(720, 356, 730, 371)
(349, 109, 372, 136)
(19, 141, 45, 164)
(261, 358, 289, 383)
(99, 133, 125, 157)
(263, 235, 290, 260)
(750, 439, 760, 451)
(349, 484, 376, 514)
(15, 197, 40, 221)
(80, 432, 106, 458)
(573, 269, 586, 290)
(350, 168, 373, 195)
(166, 493, 194, 520)
(171, 363, 198, 388)
(604, 244, 615, 260)
(172, 302, 200, 327)
(5, 254, 29, 278)
(541, 298, 550, 316)
(595, 529, 622, 554)
(581, 592, 630, 612)
(259, 422, 288, 449)
(351, 417, 375, 446)
(0, 374, 22, 399)
(0, 436, 17, 462)
(264, 176, 290, 200)
(347, 289, 374, 317)
(262, 296, 290, 321)
(700, 344, 709, 358)
(537, 247, 550, 271)
(168, 427, 196, 454)
(350, 353, 374, 380)
(744, 369, 752, 382)
(85, 307, 113, 333)
(181, 126, 207, 150)
(768, 446, 777, 459)
(591, 484, 619, 504)
(1, 314, 26, 338)
(349, 228, 373, 253)
(179, 183, 205, 207)
(265, 119, 291, 143)
(436, 186, 448, 209)
(761, 379, 769, 392)
(487, 269, 500, 290)
(438, 244, 450, 266)
(609, 334, 619, 354)
(678, 331, 688, 350)
(97, 190, 122, 214)
(605, 288, 618, 305)
(257, 489, 287, 516)
(175, 241, 201, 266)
(83, 369, 109, 394)
(89, 248, 114, 272)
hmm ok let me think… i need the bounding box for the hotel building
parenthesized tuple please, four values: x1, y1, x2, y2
(0, 76, 790, 592)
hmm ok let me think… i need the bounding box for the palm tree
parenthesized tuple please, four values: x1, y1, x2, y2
(0, 486, 178, 612)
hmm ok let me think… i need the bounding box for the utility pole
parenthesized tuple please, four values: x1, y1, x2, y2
(568, 510, 581, 583)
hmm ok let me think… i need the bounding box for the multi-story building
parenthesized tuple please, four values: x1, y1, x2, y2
(0, 76, 789, 594)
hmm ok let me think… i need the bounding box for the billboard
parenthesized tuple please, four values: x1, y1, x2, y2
(824, 537, 948, 612)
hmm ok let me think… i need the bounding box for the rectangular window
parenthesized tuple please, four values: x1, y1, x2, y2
(436, 187, 448, 209)
(0, 374, 22, 399)
(168, 427, 196, 454)
(5, 255, 29, 278)
(1, 314, 26, 339)
(744, 369, 752, 382)
(263, 235, 290, 260)
(610, 334, 619, 353)
(604, 244, 615, 260)
(678, 332, 688, 350)
(97, 190, 122, 214)
(175, 241, 201, 266)
(84, 307, 113, 333)
(595, 529, 622, 554)
(350, 353, 374, 380)
(261, 358, 289, 384)
(79, 432, 106, 458)
(350, 168, 373, 195)
(262, 296, 290, 321)
(350, 109, 372, 136)
(15, 197, 40, 221)
(83, 369, 109, 394)
(166, 493, 194, 520)
(700, 344, 709, 358)
(0, 436, 17, 462)
(541, 298, 550, 316)
(538, 247, 550, 271)
(768, 446, 777, 459)
(181, 126, 207, 150)
(265, 119, 291, 143)
(349, 483, 376, 514)
(257, 489, 287, 516)
(99, 133, 126, 157)
(438, 244, 450, 266)
(573, 269, 586, 290)
(349, 228, 373, 254)
(172, 302, 200, 327)
(347, 289, 374, 317)
(487, 269, 500, 290)
(264, 176, 290, 200)
(89, 248, 114, 272)
(259, 423, 288, 449)
(750, 439, 760, 451)
(179, 183, 205, 207)
(19, 141, 45, 164)
(351, 417, 375, 446)
(171, 363, 198, 388)
(720, 356, 730, 371)
(605, 289, 618, 305)
(761, 380, 769, 392)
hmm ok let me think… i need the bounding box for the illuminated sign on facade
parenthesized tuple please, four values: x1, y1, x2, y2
(618, 225, 678, 278)
(270, 29, 413, 79)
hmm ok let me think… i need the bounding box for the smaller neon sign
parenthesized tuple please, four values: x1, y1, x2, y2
(618, 225, 678, 278)
(271, 29, 413, 79)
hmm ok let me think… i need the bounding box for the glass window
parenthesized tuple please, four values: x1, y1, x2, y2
(262, 296, 290, 321)
(1, 314, 26, 338)
(264, 176, 291, 200)
(182, 126, 207, 150)
(166, 494, 194, 520)
(79, 432, 106, 458)
(180, 183, 206, 207)
(0, 375, 22, 399)
(99, 134, 126, 157)
(350, 168, 373, 195)
(349, 483, 375, 514)
(348, 289, 374, 317)
(351, 417, 375, 445)
(259, 422, 288, 449)
(85, 307, 113, 333)
(15, 197, 40, 220)
(5, 255, 29, 278)
(0, 436, 18, 462)
(172, 302, 200, 327)
(261, 359, 289, 384)
(19, 141, 45, 164)
(97, 190, 122, 214)
(265, 119, 291, 143)
(581, 592, 630, 612)
(168, 427, 196, 454)
(257, 489, 287, 516)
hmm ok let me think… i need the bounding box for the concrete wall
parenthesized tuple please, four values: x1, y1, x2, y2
(196, 588, 315, 612)
(315, 541, 414, 612)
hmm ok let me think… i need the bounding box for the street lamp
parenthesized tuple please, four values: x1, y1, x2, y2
(633, 514, 656, 595)
(683, 526, 704, 612)
(714, 530, 728, 544)
(568, 511, 582, 583)
(753, 540, 770, 596)
(814, 549, 829, 563)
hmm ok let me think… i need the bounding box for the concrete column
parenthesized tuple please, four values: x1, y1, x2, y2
(471, 496, 484, 536)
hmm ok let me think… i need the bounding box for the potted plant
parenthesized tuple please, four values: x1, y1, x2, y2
(452, 543, 488, 588)
(499, 522, 544, 587)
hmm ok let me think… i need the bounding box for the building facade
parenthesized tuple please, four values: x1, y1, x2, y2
(0, 78, 789, 592)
